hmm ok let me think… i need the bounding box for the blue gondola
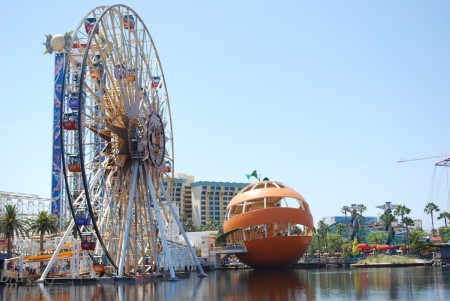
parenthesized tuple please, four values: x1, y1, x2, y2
(114, 64, 125, 80)
(68, 94, 79, 110)
(75, 216, 90, 226)
(123, 15, 135, 29)
(152, 76, 161, 89)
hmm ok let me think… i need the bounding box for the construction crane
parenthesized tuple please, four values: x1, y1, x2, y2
(397, 152, 450, 167)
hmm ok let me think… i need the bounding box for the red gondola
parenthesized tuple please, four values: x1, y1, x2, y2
(67, 155, 81, 172)
(151, 76, 161, 89)
(92, 255, 106, 273)
(164, 161, 171, 173)
(90, 55, 103, 80)
(85, 17, 99, 34)
(127, 69, 136, 82)
(62, 113, 77, 130)
(93, 263, 105, 273)
(81, 233, 96, 251)
(90, 64, 104, 80)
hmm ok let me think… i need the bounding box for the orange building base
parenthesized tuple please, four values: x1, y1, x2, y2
(236, 236, 312, 268)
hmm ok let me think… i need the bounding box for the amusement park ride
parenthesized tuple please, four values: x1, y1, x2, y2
(38, 4, 206, 281)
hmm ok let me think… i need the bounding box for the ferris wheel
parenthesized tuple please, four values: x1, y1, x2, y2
(51, 5, 204, 279)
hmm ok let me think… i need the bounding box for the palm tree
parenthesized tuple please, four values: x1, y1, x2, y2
(437, 211, 450, 228)
(393, 205, 411, 246)
(424, 202, 440, 235)
(341, 206, 351, 235)
(355, 204, 367, 240)
(402, 216, 415, 249)
(180, 213, 196, 232)
(0, 204, 28, 261)
(335, 223, 346, 246)
(28, 211, 59, 268)
(380, 212, 397, 246)
(356, 204, 367, 218)
(318, 220, 330, 254)
(335, 223, 346, 236)
(314, 227, 321, 258)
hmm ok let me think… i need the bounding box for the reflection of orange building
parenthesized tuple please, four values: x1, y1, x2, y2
(222, 181, 314, 268)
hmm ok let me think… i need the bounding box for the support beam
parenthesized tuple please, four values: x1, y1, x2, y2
(148, 176, 177, 280)
(118, 162, 139, 278)
(140, 165, 160, 275)
(159, 178, 207, 277)
(38, 219, 75, 282)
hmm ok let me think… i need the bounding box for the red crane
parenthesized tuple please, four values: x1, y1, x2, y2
(397, 152, 450, 167)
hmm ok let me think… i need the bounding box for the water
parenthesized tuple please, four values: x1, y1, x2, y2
(1, 267, 450, 301)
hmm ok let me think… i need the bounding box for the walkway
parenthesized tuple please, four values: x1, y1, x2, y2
(210, 245, 248, 255)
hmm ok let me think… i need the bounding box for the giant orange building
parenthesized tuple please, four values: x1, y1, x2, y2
(222, 181, 314, 268)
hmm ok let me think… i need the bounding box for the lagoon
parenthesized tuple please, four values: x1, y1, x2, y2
(1, 267, 450, 300)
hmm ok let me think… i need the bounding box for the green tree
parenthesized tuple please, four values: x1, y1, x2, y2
(394, 205, 412, 246)
(0, 205, 28, 260)
(352, 204, 366, 240)
(437, 211, 450, 228)
(424, 202, 440, 234)
(356, 204, 367, 216)
(327, 233, 344, 253)
(199, 219, 219, 231)
(438, 226, 450, 243)
(402, 216, 415, 249)
(341, 206, 351, 235)
(307, 229, 319, 255)
(180, 213, 197, 232)
(409, 229, 427, 254)
(335, 223, 346, 236)
(334, 223, 346, 248)
(366, 231, 387, 245)
(317, 221, 329, 254)
(380, 212, 397, 245)
(29, 211, 59, 269)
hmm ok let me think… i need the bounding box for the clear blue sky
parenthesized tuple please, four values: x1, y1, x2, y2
(1, 1, 450, 230)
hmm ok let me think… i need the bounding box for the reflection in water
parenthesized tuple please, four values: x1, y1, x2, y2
(1, 267, 449, 301)
(243, 269, 315, 301)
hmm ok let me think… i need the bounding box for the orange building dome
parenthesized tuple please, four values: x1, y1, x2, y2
(222, 181, 314, 268)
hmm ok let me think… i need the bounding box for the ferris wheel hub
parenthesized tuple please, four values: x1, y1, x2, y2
(128, 116, 147, 161)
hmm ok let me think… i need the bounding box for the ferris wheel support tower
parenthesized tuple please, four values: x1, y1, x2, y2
(45, 34, 71, 229)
